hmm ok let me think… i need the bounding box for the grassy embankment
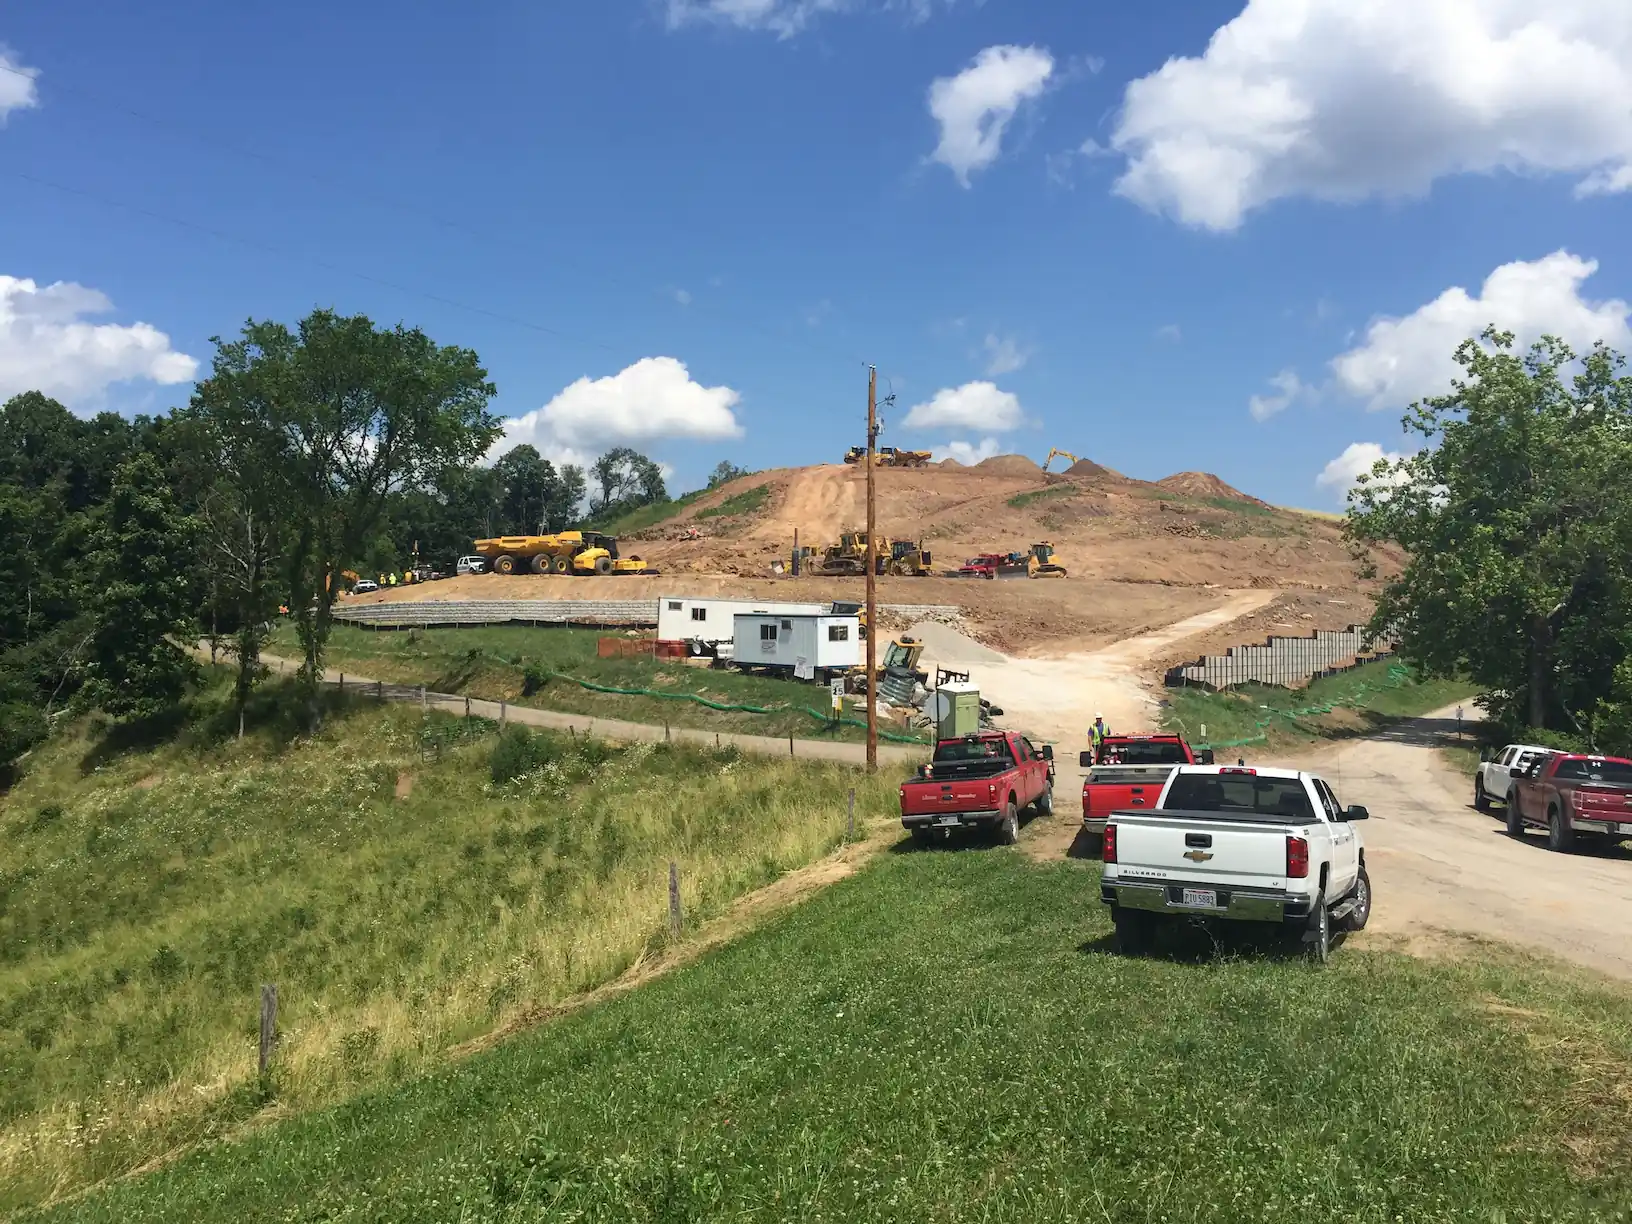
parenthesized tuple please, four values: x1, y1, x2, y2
(35, 848, 1632, 1222)
(585, 480, 769, 536)
(1163, 657, 1477, 751)
(0, 675, 898, 1212)
(270, 623, 925, 744)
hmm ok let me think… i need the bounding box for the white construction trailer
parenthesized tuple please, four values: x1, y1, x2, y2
(657, 595, 827, 651)
(731, 612, 862, 683)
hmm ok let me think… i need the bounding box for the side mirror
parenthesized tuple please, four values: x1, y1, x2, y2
(1079, 750, 1094, 769)
(1479, 748, 1492, 763)
(1345, 805, 1370, 821)
(1509, 766, 1525, 779)
(1041, 745, 1054, 761)
(1197, 749, 1215, 765)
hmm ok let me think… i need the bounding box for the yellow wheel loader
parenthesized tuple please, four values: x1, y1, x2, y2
(1027, 541, 1067, 578)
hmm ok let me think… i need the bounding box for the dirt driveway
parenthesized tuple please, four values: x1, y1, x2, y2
(1294, 710, 1632, 980)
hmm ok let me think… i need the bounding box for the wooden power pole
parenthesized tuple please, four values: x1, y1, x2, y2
(865, 366, 879, 773)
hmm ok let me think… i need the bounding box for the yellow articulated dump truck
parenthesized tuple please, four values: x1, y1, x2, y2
(473, 531, 658, 577)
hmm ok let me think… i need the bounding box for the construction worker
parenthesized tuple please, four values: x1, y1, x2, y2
(1090, 713, 1108, 761)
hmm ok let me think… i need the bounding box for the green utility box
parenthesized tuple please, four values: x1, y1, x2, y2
(935, 681, 982, 739)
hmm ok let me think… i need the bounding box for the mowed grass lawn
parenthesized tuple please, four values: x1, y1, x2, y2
(271, 623, 921, 744)
(39, 848, 1632, 1223)
(1164, 658, 1477, 751)
(0, 678, 898, 1212)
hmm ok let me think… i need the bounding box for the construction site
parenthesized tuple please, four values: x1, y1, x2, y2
(339, 449, 1395, 743)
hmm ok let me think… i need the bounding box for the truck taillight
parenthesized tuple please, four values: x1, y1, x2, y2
(988, 782, 997, 800)
(1286, 835, 1309, 879)
(1102, 824, 1117, 863)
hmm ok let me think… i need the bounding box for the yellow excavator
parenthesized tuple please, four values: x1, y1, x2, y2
(1028, 541, 1067, 578)
(1042, 448, 1080, 473)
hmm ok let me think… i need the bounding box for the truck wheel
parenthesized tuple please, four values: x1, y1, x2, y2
(1304, 892, 1331, 964)
(529, 553, 550, 574)
(1342, 864, 1372, 932)
(593, 556, 614, 576)
(1546, 805, 1575, 853)
(1113, 908, 1156, 956)
(493, 554, 516, 576)
(1505, 799, 1526, 838)
(997, 802, 1019, 845)
(1473, 776, 1491, 812)
(1036, 785, 1054, 817)
(549, 555, 570, 575)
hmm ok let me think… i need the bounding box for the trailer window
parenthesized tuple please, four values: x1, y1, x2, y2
(1553, 759, 1632, 783)
(759, 624, 778, 642)
(668, 601, 683, 611)
(828, 625, 849, 641)
(1163, 774, 1317, 821)
(691, 607, 707, 622)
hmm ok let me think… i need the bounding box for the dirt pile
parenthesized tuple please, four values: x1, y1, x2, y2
(974, 454, 1043, 477)
(1065, 458, 1109, 478)
(1155, 471, 1267, 505)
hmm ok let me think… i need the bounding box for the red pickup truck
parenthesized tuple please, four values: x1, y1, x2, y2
(1507, 752, 1632, 852)
(1079, 734, 1213, 837)
(957, 553, 1027, 579)
(900, 731, 1055, 845)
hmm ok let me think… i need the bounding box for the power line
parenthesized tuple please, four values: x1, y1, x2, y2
(0, 59, 878, 376)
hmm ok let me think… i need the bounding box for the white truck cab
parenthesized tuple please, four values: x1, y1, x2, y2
(1100, 764, 1371, 963)
(1474, 743, 1552, 812)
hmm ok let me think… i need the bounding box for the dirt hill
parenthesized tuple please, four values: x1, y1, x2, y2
(1154, 471, 1269, 505)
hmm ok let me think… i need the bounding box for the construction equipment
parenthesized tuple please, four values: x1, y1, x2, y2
(958, 553, 1028, 579)
(811, 531, 890, 576)
(1042, 448, 1080, 473)
(844, 445, 933, 468)
(849, 635, 928, 701)
(887, 539, 934, 576)
(1028, 541, 1067, 578)
(473, 531, 657, 576)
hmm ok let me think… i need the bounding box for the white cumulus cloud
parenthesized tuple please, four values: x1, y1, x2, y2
(0, 46, 39, 122)
(497, 356, 742, 465)
(903, 380, 1024, 431)
(1111, 0, 1632, 231)
(664, 0, 955, 38)
(0, 276, 198, 407)
(1248, 368, 1308, 422)
(933, 437, 1001, 465)
(1332, 251, 1632, 411)
(1316, 442, 1407, 497)
(929, 45, 1054, 186)
(982, 333, 1030, 375)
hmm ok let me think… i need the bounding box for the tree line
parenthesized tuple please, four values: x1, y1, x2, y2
(0, 308, 747, 769)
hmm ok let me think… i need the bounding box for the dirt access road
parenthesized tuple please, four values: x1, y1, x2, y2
(907, 589, 1280, 746)
(1297, 709, 1632, 980)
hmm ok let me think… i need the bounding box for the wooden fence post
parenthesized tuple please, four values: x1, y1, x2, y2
(789, 735, 795, 758)
(259, 984, 278, 1077)
(500, 700, 507, 725)
(847, 787, 856, 841)
(668, 861, 682, 938)
(376, 678, 383, 702)
(664, 722, 670, 743)
(420, 684, 427, 711)
(338, 673, 344, 694)
(464, 695, 471, 721)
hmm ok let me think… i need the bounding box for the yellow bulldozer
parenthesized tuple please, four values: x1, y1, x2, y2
(811, 531, 890, 576)
(887, 539, 934, 576)
(1027, 541, 1067, 578)
(843, 446, 933, 468)
(473, 531, 657, 577)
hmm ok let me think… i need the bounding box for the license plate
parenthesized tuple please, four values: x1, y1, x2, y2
(938, 815, 961, 827)
(1181, 889, 1218, 908)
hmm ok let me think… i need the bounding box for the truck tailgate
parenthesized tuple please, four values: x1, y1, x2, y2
(900, 776, 998, 816)
(1111, 811, 1295, 888)
(1084, 765, 1177, 815)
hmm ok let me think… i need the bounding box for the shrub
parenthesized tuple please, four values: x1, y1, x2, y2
(491, 724, 553, 784)
(521, 663, 548, 697)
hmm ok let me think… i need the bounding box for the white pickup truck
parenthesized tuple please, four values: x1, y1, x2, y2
(1473, 742, 1552, 812)
(1099, 764, 1372, 963)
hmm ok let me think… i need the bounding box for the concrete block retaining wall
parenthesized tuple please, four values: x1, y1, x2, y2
(1164, 624, 1394, 690)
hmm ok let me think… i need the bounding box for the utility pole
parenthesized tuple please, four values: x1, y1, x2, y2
(865, 366, 879, 773)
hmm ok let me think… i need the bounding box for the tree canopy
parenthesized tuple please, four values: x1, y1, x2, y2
(1346, 328, 1632, 740)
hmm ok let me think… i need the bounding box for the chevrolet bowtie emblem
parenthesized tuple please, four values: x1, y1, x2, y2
(1183, 849, 1214, 863)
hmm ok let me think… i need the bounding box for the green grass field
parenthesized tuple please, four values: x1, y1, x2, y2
(1162, 658, 1477, 750)
(272, 624, 924, 744)
(33, 848, 1632, 1222)
(0, 678, 898, 1212)
(1006, 485, 1077, 510)
(583, 489, 710, 536)
(695, 483, 771, 520)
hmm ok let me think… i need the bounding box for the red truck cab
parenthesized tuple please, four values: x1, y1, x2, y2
(1080, 734, 1213, 836)
(1507, 752, 1632, 852)
(900, 731, 1055, 845)
(957, 554, 1027, 580)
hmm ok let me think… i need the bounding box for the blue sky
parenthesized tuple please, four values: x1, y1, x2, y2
(2, 0, 1630, 505)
